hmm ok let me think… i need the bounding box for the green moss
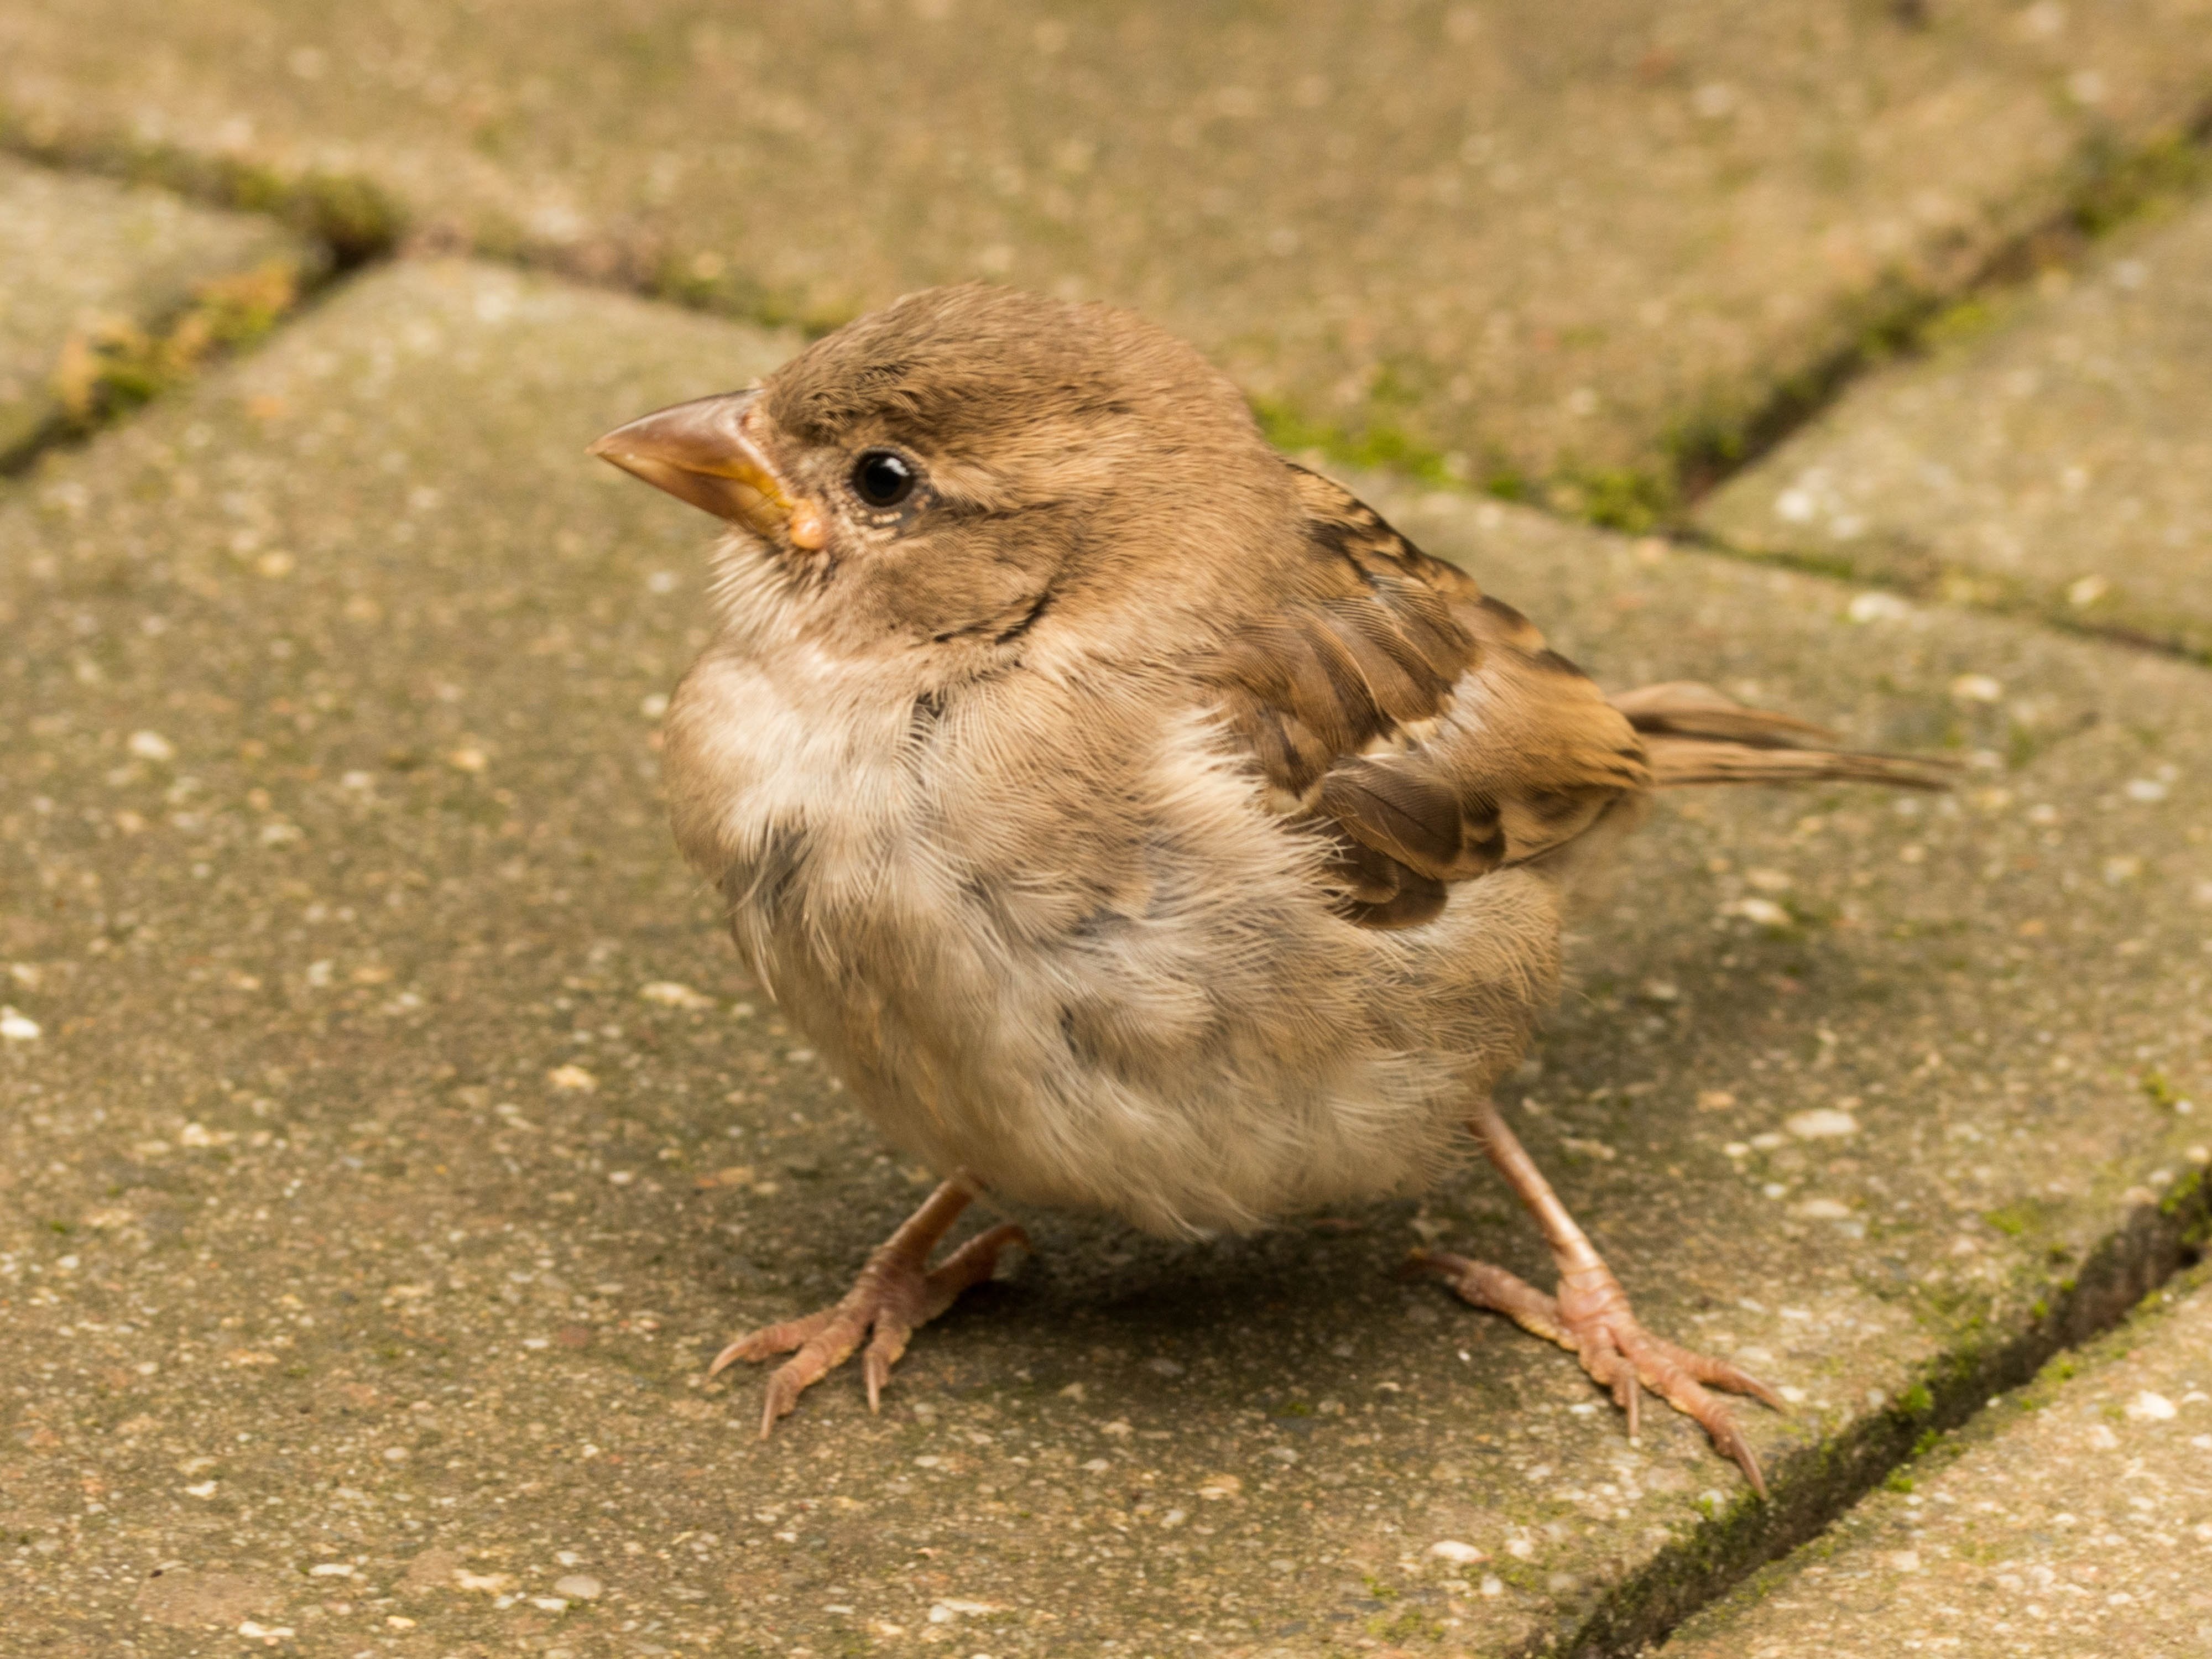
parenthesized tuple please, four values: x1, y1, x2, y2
(48, 258, 307, 434)
(0, 107, 404, 264)
(1567, 466, 1676, 533)
(1250, 396, 1461, 489)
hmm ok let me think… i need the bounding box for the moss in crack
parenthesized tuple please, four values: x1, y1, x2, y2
(648, 251, 856, 339)
(0, 105, 404, 266)
(1670, 116, 2212, 522)
(46, 260, 306, 436)
(1545, 466, 1676, 534)
(1250, 396, 1463, 490)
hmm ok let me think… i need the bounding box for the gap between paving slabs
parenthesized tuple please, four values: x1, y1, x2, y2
(2, 258, 2208, 1656)
(0, 163, 383, 484)
(0, 155, 333, 476)
(1653, 1261, 2212, 1657)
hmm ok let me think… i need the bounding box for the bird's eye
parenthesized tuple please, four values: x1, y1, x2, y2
(851, 449, 917, 509)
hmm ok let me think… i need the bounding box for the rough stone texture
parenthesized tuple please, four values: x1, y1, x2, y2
(1656, 1268, 2212, 1658)
(6, 3, 2212, 486)
(0, 153, 314, 465)
(3, 258, 2210, 1656)
(1698, 190, 2212, 662)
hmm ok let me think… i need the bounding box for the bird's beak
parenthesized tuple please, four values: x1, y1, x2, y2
(588, 390, 827, 549)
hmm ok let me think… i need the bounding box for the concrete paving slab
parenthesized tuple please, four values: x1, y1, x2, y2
(0, 154, 316, 466)
(2, 259, 2210, 1657)
(7, 3, 2212, 492)
(1698, 189, 2212, 662)
(1655, 1267, 2212, 1658)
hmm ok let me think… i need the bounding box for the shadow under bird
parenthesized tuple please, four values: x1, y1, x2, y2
(590, 284, 1949, 1495)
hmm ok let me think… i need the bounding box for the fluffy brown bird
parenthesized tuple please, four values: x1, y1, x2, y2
(591, 285, 1946, 1494)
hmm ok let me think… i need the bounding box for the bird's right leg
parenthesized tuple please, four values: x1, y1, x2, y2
(710, 1173, 1028, 1438)
(1410, 1098, 1781, 1494)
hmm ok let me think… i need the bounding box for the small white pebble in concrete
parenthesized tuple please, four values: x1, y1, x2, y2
(128, 730, 175, 761)
(1949, 674, 2004, 703)
(1727, 898, 1791, 927)
(1794, 1198, 1851, 1219)
(639, 980, 714, 1009)
(1428, 1540, 1485, 1564)
(182, 1481, 217, 1498)
(529, 1597, 568, 1613)
(2126, 1391, 2178, 1421)
(0, 1007, 40, 1041)
(640, 691, 671, 718)
(1779, 1386, 1808, 1405)
(309, 1563, 353, 1577)
(1786, 1108, 1859, 1139)
(1480, 1574, 1504, 1597)
(546, 1065, 597, 1092)
(1847, 591, 1912, 623)
(1890, 1551, 1920, 1572)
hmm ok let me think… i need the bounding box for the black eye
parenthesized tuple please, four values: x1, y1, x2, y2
(851, 449, 917, 509)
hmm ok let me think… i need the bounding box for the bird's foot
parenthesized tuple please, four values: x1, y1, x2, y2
(710, 1200, 1027, 1438)
(1409, 1247, 1782, 1496)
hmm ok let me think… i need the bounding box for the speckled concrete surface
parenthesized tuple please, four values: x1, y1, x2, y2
(1655, 1267, 2212, 1658)
(2, 259, 2209, 1657)
(1698, 190, 2212, 662)
(0, 154, 315, 464)
(6, 2, 2212, 486)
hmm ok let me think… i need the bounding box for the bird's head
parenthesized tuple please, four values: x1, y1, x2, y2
(591, 284, 1299, 668)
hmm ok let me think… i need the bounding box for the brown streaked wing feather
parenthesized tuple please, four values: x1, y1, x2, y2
(1204, 465, 1652, 930)
(1614, 682, 1957, 790)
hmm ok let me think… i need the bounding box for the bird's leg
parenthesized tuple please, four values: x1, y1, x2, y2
(710, 1174, 1028, 1438)
(1410, 1099, 1782, 1496)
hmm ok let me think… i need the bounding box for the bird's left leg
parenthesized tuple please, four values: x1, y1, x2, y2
(709, 1174, 1027, 1438)
(1409, 1098, 1782, 1495)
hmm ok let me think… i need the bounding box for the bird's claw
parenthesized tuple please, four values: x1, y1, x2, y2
(1410, 1247, 1782, 1498)
(712, 1222, 1028, 1438)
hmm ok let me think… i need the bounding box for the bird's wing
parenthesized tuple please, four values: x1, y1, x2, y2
(1207, 464, 1650, 929)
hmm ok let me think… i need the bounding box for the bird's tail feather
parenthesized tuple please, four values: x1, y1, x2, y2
(1611, 681, 1955, 791)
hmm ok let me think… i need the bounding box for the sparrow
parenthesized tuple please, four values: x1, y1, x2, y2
(590, 284, 1947, 1494)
